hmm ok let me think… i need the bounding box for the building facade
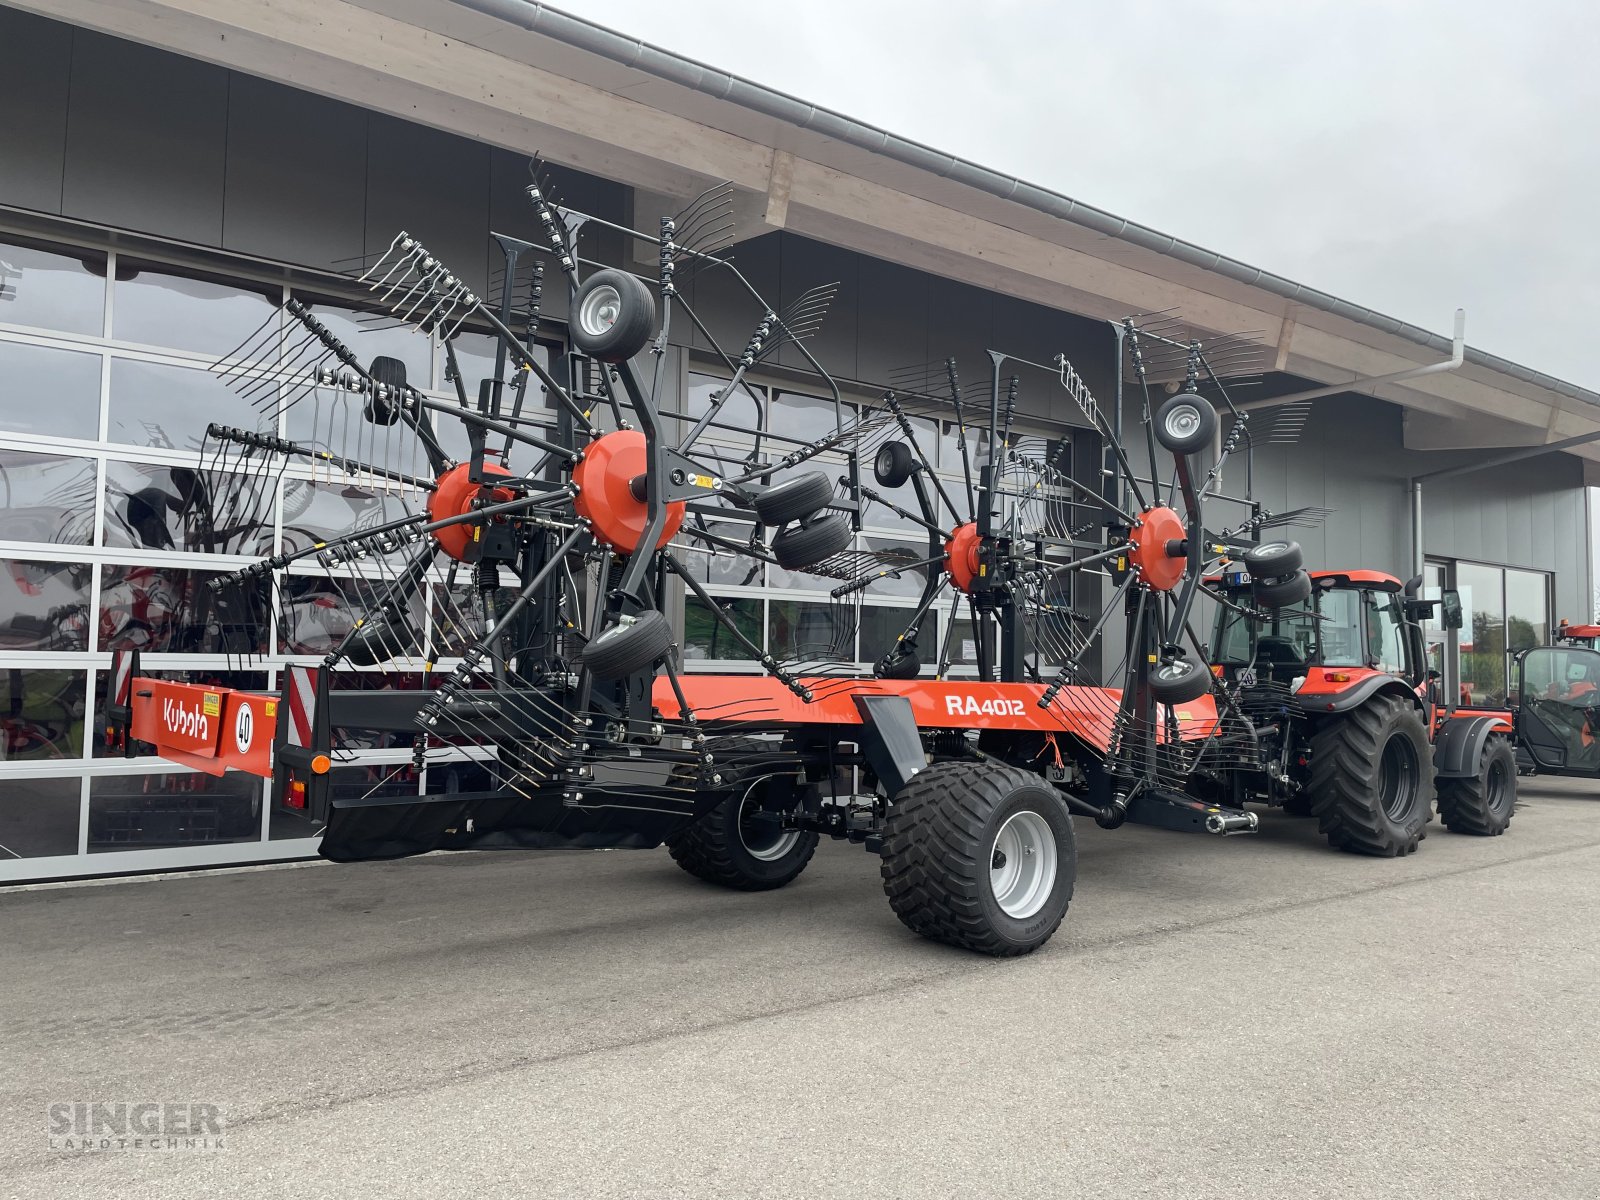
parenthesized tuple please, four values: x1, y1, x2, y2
(0, 3, 1591, 882)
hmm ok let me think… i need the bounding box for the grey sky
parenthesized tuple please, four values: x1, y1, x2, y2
(560, 0, 1600, 390)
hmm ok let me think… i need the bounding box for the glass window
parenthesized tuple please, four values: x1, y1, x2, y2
(0, 669, 86, 761)
(280, 479, 417, 556)
(771, 391, 850, 450)
(679, 518, 766, 587)
(114, 266, 278, 359)
(89, 771, 262, 851)
(1506, 569, 1549, 658)
(0, 558, 91, 652)
(0, 340, 102, 440)
(861, 536, 933, 599)
(1368, 592, 1407, 674)
(0, 240, 105, 335)
(1315, 588, 1364, 668)
(0, 449, 97, 545)
(684, 373, 763, 445)
(296, 298, 432, 385)
(100, 564, 268, 655)
(104, 460, 275, 556)
(769, 599, 847, 662)
(682, 594, 761, 662)
(277, 574, 423, 658)
(108, 359, 263, 453)
(860, 604, 930, 665)
(1457, 563, 1506, 705)
(0, 776, 81, 859)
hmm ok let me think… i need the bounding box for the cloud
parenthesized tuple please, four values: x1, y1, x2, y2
(556, 0, 1600, 388)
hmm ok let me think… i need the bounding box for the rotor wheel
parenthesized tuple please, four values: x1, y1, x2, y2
(666, 738, 818, 891)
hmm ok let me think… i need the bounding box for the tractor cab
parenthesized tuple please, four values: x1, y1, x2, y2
(1512, 641, 1600, 776)
(1211, 569, 1427, 695)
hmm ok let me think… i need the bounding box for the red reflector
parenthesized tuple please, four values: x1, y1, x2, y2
(286, 780, 307, 810)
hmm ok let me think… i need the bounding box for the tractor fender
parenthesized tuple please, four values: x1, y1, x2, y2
(1306, 674, 1421, 716)
(1432, 714, 1506, 780)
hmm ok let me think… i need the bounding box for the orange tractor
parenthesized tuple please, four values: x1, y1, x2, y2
(1203, 557, 1516, 852)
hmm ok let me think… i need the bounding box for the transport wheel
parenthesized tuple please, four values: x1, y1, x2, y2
(1149, 657, 1211, 705)
(772, 513, 852, 569)
(1307, 695, 1434, 856)
(1153, 391, 1218, 455)
(1242, 540, 1303, 578)
(667, 738, 818, 890)
(1437, 736, 1517, 836)
(880, 760, 1076, 956)
(1253, 570, 1312, 608)
(873, 440, 916, 488)
(754, 471, 834, 526)
(584, 610, 674, 679)
(570, 269, 657, 363)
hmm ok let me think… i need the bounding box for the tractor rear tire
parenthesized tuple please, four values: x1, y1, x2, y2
(1307, 695, 1434, 856)
(880, 761, 1075, 956)
(1438, 736, 1517, 836)
(667, 738, 818, 891)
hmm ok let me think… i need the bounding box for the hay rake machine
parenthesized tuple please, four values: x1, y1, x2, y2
(106, 176, 1308, 955)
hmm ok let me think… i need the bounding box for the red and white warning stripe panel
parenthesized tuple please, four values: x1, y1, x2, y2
(283, 665, 320, 750)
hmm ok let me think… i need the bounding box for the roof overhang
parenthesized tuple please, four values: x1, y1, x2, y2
(15, 0, 1599, 466)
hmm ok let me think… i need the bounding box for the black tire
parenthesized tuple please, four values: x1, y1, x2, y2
(1438, 736, 1517, 836)
(584, 609, 673, 679)
(754, 472, 833, 526)
(364, 356, 407, 426)
(570, 269, 657, 363)
(881, 761, 1076, 956)
(667, 738, 818, 891)
(1307, 695, 1434, 856)
(1150, 657, 1211, 705)
(873, 441, 916, 488)
(1153, 392, 1218, 456)
(876, 647, 920, 679)
(772, 514, 852, 569)
(1243, 540, 1302, 578)
(1253, 570, 1312, 608)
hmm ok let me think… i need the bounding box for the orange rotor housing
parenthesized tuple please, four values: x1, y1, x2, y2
(1127, 505, 1186, 592)
(944, 522, 982, 593)
(427, 462, 517, 562)
(572, 429, 686, 553)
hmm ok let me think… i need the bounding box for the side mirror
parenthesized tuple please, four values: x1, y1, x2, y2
(1440, 588, 1464, 631)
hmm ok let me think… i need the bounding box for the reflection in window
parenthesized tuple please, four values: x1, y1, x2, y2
(684, 373, 763, 444)
(0, 240, 105, 335)
(683, 594, 761, 661)
(89, 771, 262, 851)
(0, 669, 85, 761)
(771, 391, 850, 449)
(0, 776, 81, 859)
(114, 266, 278, 359)
(769, 599, 847, 662)
(861, 537, 931, 598)
(297, 298, 433, 384)
(108, 359, 263, 452)
(1506, 569, 1549, 657)
(0, 450, 96, 545)
(280, 479, 416, 554)
(99, 564, 267, 655)
(0, 559, 91, 652)
(0, 340, 102, 440)
(680, 518, 765, 588)
(860, 605, 929, 666)
(1458, 563, 1507, 705)
(277, 574, 424, 658)
(104, 460, 274, 556)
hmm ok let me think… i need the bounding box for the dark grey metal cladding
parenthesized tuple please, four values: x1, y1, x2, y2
(0, 8, 71, 215)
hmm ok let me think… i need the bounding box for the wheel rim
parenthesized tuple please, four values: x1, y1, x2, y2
(989, 809, 1057, 919)
(1379, 734, 1421, 820)
(737, 788, 799, 861)
(1164, 403, 1202, 442)
(578, 284, 622, 337)
(1485, 756, 1512, 816)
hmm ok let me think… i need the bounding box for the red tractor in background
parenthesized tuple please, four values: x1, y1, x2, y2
(1203, 547, 1516, 854)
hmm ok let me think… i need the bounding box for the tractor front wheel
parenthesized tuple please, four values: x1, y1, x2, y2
(880, 761, 1075, 956)
(1307, 696, 1434, 856)
(1438, 736, 1517, 836)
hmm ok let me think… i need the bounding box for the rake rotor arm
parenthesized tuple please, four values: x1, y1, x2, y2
(204, 424, 438, 493)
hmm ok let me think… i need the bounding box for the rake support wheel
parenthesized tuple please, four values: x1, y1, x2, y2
(881, 761, 1076, 957)
(667, 738, 819, 891)
(754, 472, 834, 527)
(584, 610, 674, 679)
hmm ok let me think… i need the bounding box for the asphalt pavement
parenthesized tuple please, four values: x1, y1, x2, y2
(3, 777, 1599, 1199)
